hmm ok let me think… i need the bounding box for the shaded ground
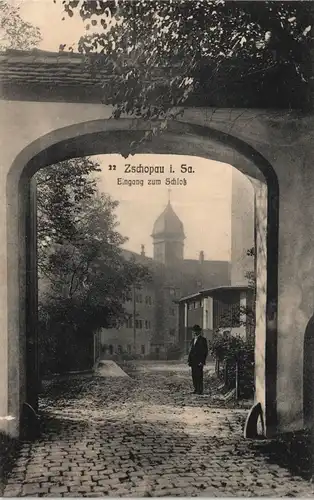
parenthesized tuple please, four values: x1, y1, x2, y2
(3, 361, 314, 497)
(0, 433, 19, 496)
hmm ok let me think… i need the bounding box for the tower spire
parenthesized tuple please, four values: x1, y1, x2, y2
(151, 197, 185, 265)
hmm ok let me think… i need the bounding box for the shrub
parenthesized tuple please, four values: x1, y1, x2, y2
(209, 331, 255, 398)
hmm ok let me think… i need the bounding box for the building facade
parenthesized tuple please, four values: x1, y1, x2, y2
(177, 285, 253, 355)
(100, 201, 231, 358)
(100, 279, 157, 357)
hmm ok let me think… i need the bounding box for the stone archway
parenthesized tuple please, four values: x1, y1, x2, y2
(303, 315, 314, 427)
(4, 118, 278, 437)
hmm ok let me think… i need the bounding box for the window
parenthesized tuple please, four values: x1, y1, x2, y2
(145, 295, 152, 305)
(135, 319, 143, 329)
(170, 308, 175, 316)
(127, 344, 131, 354)
(145, 320, 151, 329)
(109, 345, 113, 355)
(136, 294, 143, 303)
(188, 303, 193, 310)
(205, 310, 209, 330)
(125, 316, 133, 328)
(169, 288, 175, 296)
(118, 345, 123, 354)
(102, 344, 108, 353)
(141, 345, 145, 354)
(169, 328, 175, 337)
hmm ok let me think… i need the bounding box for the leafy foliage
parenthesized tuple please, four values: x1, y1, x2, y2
(60, 0, 314, 136)
(245, 246, 256, 290)
(36, 156, 101, 272)
(209, 330, 254, 364)
(208, 246, 256, 397)
(0, 0, 41, 50)
(38, 186, 151, 330)
(209, 330, 255, 397)
(213, 301, 255, 334)
(37, 158, 151, 374)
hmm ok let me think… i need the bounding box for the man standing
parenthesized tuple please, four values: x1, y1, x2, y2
(188, 324, 208, 395)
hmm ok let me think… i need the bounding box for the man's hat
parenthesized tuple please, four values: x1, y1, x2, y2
(192, 324, 202, 333)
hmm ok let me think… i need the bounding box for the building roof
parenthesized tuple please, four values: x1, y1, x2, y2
(152, 201, 185, 239)
(0, 49, 175, 103)
(177, 285, 250, 303)
(0, 50, 100, 96)
(183, 258, 230, 277)
(0, 49, 306, 108)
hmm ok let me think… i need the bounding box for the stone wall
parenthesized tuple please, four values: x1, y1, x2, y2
(0, 98, 314, 436)
(230, 169, 255, 286)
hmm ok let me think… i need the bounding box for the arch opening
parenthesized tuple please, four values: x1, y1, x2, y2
(303, 315, 314, 428)
(6, 119, 279, 438)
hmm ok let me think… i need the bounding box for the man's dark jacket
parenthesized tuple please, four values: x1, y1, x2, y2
(188, 335, 208, 366)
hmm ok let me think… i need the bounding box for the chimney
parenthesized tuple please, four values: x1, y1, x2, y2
(199, 250, 204, 263)
(141, 244, 145, 256)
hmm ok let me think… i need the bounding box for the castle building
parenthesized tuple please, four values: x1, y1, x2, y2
(99, 200, 230, 359)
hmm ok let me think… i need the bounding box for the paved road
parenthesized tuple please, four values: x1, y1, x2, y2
(3, 361, 314, 497)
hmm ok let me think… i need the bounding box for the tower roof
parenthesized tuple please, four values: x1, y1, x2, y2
(152, 201, 185, 238)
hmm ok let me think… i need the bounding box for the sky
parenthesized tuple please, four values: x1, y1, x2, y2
(94, 154, 233, 261)
(12, 0, 101, 52)
(6, 0, 239, 261)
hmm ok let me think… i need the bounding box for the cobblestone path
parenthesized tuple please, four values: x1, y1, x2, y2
(3, 361, 314, 497)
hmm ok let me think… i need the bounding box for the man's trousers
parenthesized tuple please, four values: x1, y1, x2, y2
(191, 364, 204, 394)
